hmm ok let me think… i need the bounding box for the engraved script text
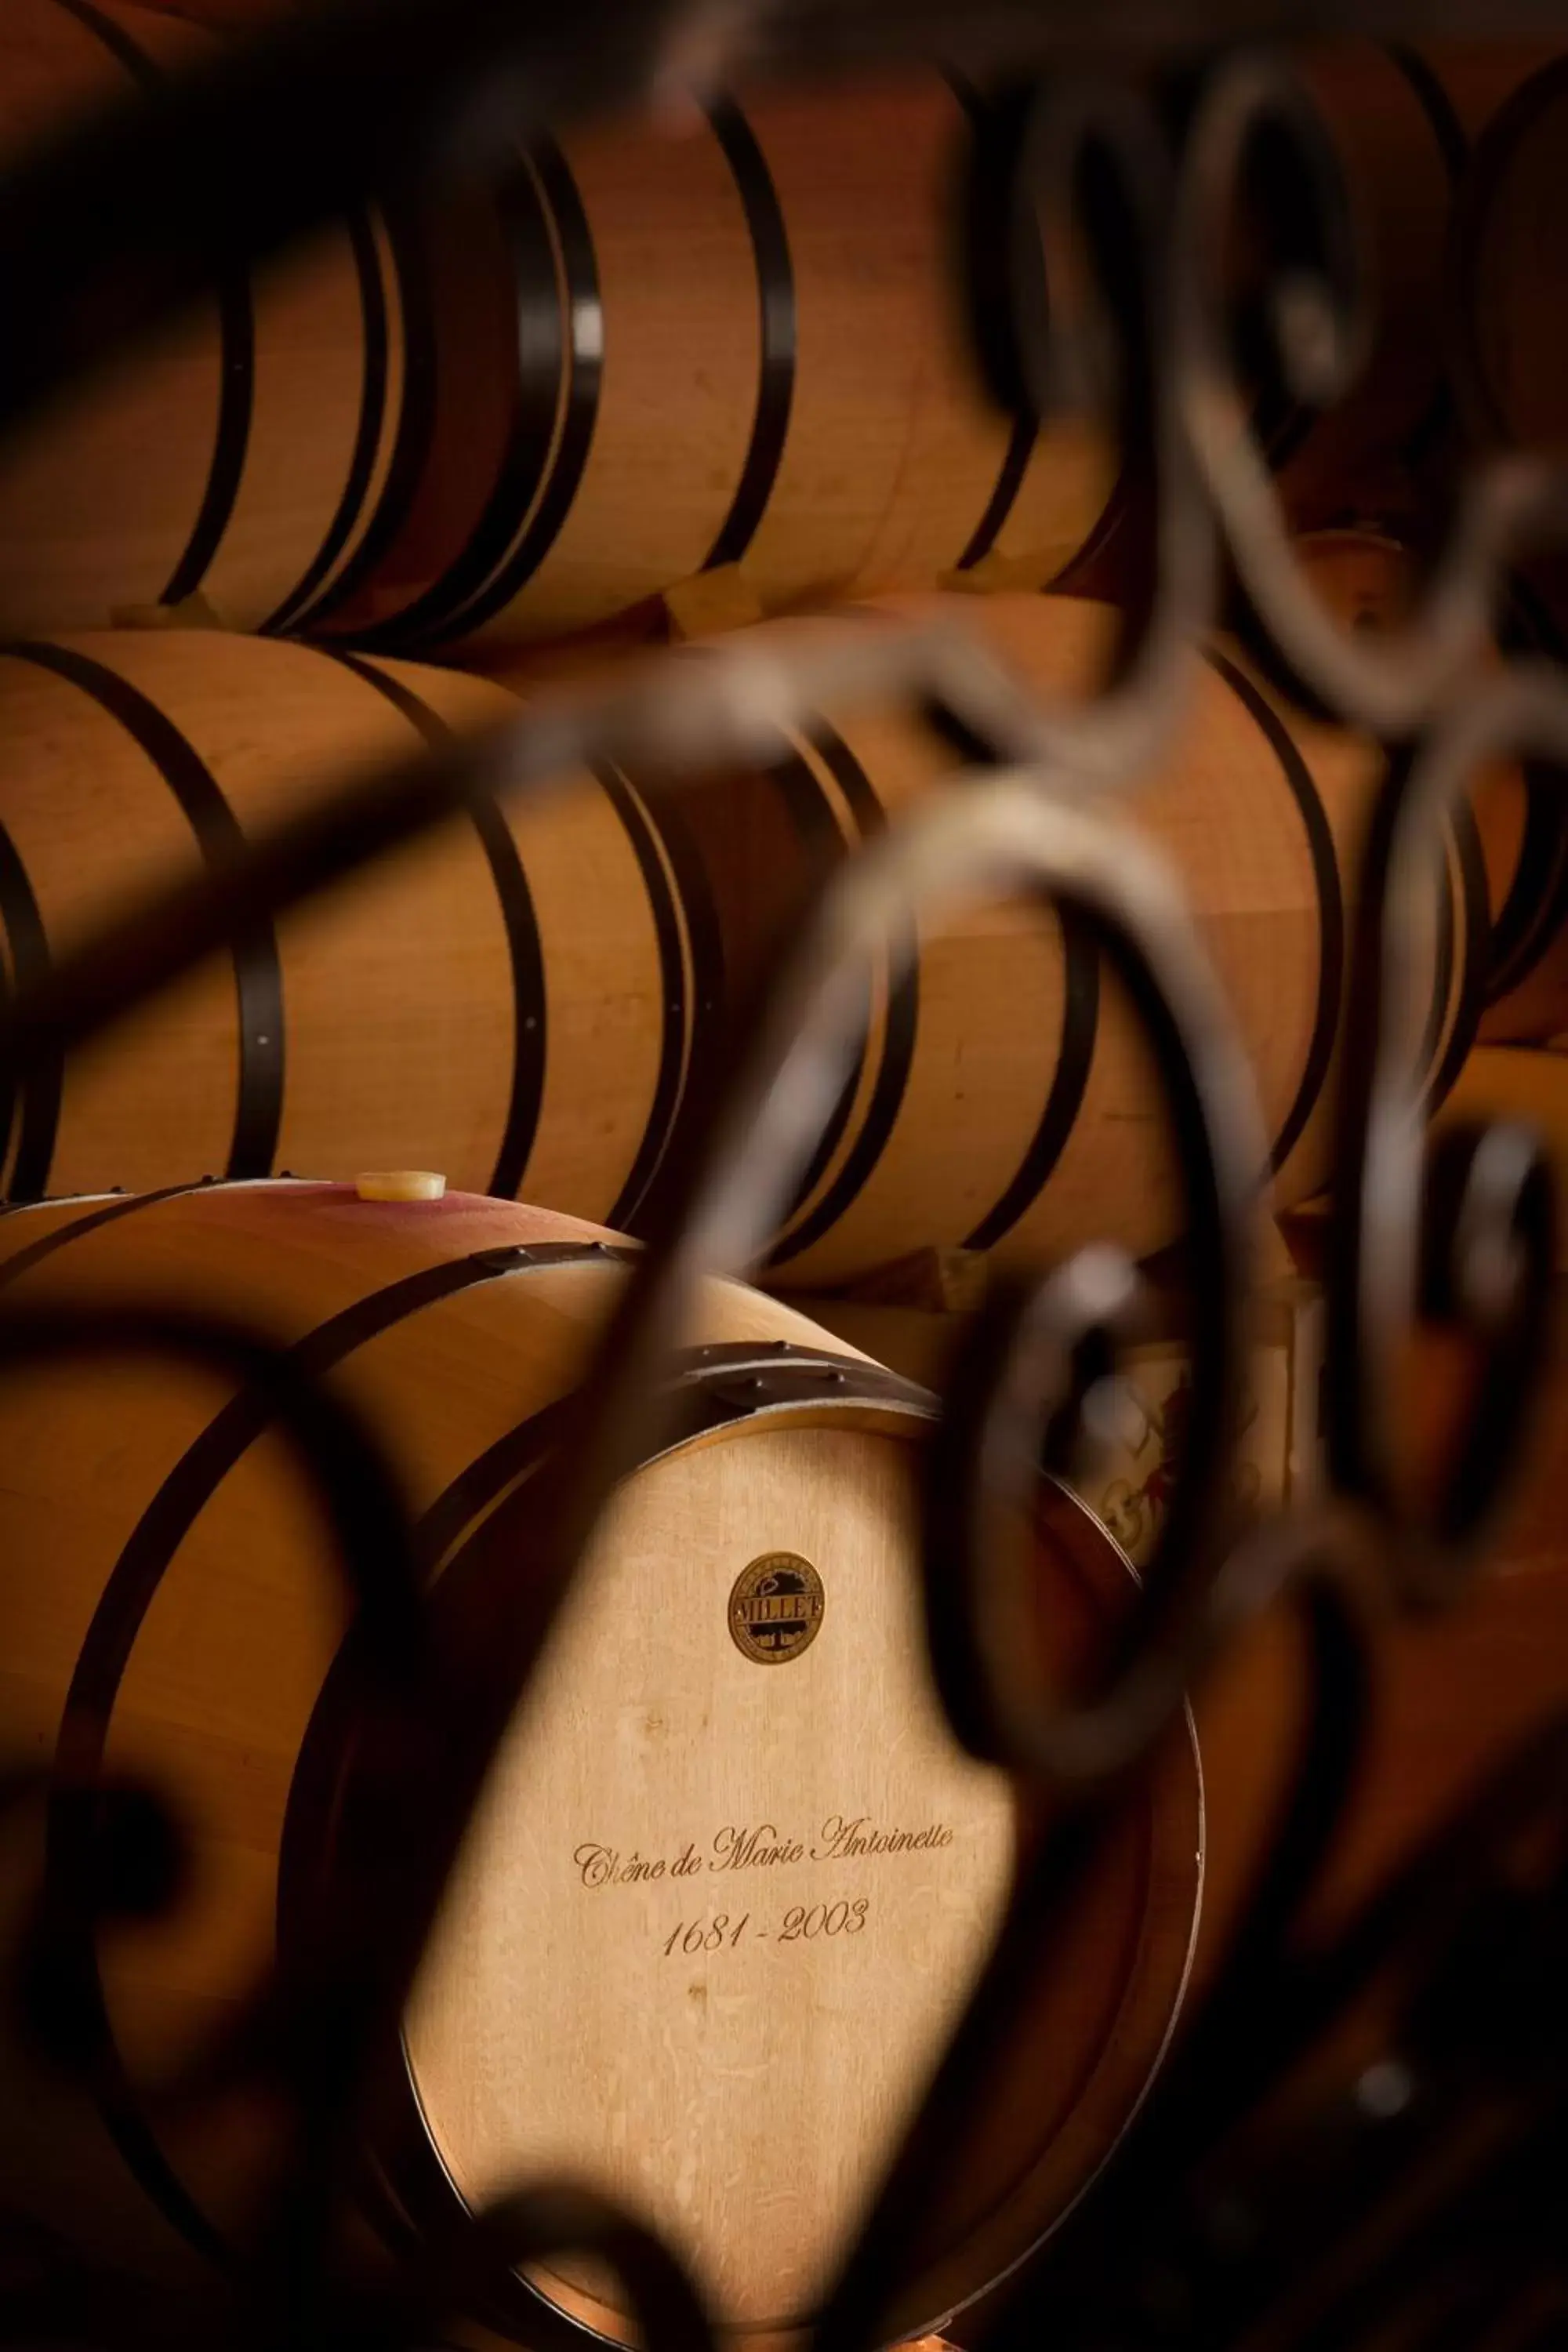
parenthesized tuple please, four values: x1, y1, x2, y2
(572, 1815, 954, 1891)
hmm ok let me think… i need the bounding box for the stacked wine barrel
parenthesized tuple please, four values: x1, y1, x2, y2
(0, 554, 1538, 1282)
(2, 8, 1568, 2339)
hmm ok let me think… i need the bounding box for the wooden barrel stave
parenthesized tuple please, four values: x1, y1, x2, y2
(0, 0, 409, 638)
(208, 208, 410, 634)
(326, 73, 1120, 655)
(718, 75, 1073, 614)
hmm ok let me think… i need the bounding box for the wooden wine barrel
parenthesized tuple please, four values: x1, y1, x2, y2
(1443, 136, 1568, 1017)
(326, 71, 1120, 656)
(1448, 55, 1568, 463)
(1193, 1203, 1568, 2006)
(379, 38, 1552, 639)
(0, 1178, 1201, 2336)
(0, 586, 1516, 1285)
(807, 1203, 1568, 2032)
(0, 0, 414, 637)
(657, 582, 1508, 1293)
(1287, 531, 1568, 1047)
(1261, 41, 1554, 527)
(0, 632, 691, 1225)
(1192, 1438, 1568, 2013)
(1477, 799, 1568, 1047)
(1481, 575, 1568, 1051)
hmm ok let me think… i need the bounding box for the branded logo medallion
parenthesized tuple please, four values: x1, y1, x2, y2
(728, 1552, 826, 1665)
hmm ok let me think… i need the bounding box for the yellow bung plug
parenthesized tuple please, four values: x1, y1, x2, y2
(354, 1171, 447, 1203)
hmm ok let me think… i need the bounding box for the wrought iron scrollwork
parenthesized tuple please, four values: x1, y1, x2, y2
(0, 7, 1566, 2347)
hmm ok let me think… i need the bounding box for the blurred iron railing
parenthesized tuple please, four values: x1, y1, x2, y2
(0, 5, 1566, 2347)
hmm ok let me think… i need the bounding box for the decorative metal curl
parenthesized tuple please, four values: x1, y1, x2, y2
(1326, 683, 1563, 1601)
(989, 78, 1217, 774)
(1173, 49, 1568, 734)
(913, 797, 1261, 1788)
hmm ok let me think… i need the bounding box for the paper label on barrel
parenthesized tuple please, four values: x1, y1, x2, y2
(403, 1422, 1016, 2335)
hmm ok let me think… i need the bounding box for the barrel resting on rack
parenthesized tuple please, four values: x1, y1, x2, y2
(0, 1177, 1198, 2337)
(0, 597, 1525, 1290)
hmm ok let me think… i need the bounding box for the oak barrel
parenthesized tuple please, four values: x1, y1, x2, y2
(1448, 55, 1568, 463)
(324, 71, 1120, 655)
(0, 597, 1512, 1286)
(1443, 64, 1568, 1044)
(1192, 1431, 1568, 2015)
(1287, 530, 1568, 1048)
(1476, 797, 1568, 1048)
(0, 633, 689, 1225)
(1192, 1209, 1568, 2012)
(1268, 42, 1554, 524)
(0, 0, 414, 637)
(664, 584, 1506, 1292)
(0, 1178, 1200, 2336)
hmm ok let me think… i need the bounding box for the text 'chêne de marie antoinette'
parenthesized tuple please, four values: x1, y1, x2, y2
(572, 1815, 956, 1891)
